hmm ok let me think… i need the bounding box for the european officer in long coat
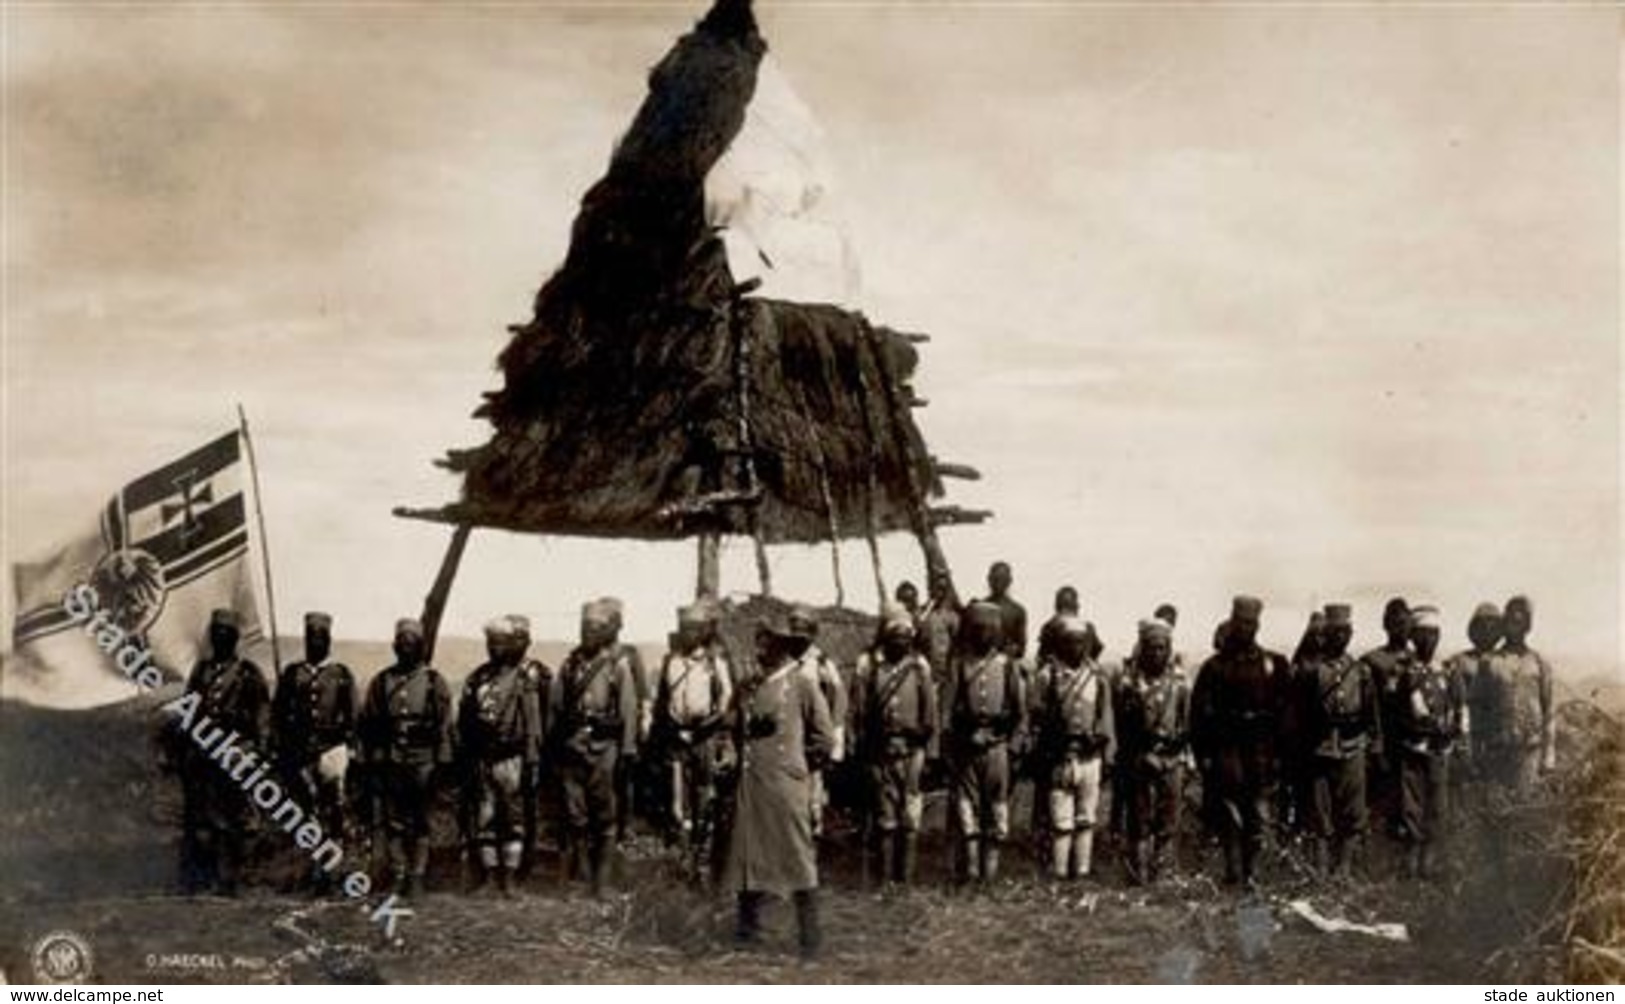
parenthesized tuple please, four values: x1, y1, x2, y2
(722, 611, 836, 959)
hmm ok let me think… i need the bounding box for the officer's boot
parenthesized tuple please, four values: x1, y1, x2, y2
(1074, 825, 1096, 879)
(899, 831, 919, 886)
(1051, 831, 1072, 881)
(734, 891, 764, 946)
(961, 837, 982, 884)
(982, 840, 1002, 883)
(876, 831, 897, 890)
(793, 889, 822, 961)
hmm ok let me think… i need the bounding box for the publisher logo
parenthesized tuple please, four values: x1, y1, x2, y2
(30, 930, 94, 984)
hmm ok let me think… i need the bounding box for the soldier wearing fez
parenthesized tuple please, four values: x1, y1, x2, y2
(458, 616, 543, 896)
(177, 608, 270, 895)
(271, 611, 357, 890)
(549, 599, 639, 896)
(1191, 595, 1291, 890)
(358, 617, 454, 897)
(946, 600, 1027, 884)
(724, 611, 836, 959)
(1116, 616, 1190, 884)
(851, 605, 937, 887)
(1033, 615, 1115, 881)
(1296, 604, 1382, 881)
(1392, 605, 1469, 880)
(652, 600, 735, 878)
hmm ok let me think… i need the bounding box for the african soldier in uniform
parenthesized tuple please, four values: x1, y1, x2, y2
(1297, 604, 1382, 881)
(357, 617, 454, 897)
(651, 600, 735, 878)
(1392, 605, 1468, 880)
(1444, 603, 1503, 811)
(1116, 617, 1190, 885)
(852, 606, 937, 888)
(178, 608, 270, 896)
(945, 601, 1027, 884)
(1359, 597, 1412, 836)
(1191, 595, 1291, 890)
(458, 616, 543, 896)
(271, 611, 356, 890)
(509, 615, 553, 878)
(785, 604, 848, 840)
(724, 614, 836, 959)
(548, 599, 639, 896)
(1033, 615, 1114, 881)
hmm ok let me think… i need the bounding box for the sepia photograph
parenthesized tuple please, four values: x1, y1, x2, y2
(1, 0, 1621, 987)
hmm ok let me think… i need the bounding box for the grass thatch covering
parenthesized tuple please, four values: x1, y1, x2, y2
(401, 0, 954, 546)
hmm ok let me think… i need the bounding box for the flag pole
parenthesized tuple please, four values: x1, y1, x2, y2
(236, 404, 283, 674)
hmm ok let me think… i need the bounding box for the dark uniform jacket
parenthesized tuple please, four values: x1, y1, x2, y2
(548, 645, 639, 760)
(1116, 663, 1191, 773)
(852, 650, 937, 760)
(272, 659, 356, 762)
(1298, 653, 1382, 759)
(945, 650, 1026, 752)
(1035, 658, 1115, 763)
(187, 656, 271, 747)
(1190, 644, 1292, 762)
(459, 661, 542, 766)
(358, 664, 454, 766)
(1359, 644, 1413, 752)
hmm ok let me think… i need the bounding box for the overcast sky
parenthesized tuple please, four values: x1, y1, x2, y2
(4, 3, 1619, 674)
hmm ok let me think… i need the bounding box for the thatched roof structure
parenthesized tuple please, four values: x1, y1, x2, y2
(398, 0, 984, 557)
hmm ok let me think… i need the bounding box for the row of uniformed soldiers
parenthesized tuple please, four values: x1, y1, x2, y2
(172, 572, 1555, 917)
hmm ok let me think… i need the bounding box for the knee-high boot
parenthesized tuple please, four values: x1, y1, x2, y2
(794, 889, 822, 960)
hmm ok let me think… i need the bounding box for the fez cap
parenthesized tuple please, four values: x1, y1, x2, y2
(210, 608, 240, 631)
(483, 616, 516, 640)
(1409, 605, 1441, 631)
(1470, 602, 1503, 624)
(786, 603, 819, 639)
(1139, 617, 1173, 641)
(1231, 595, 1264, 621)
(304, 611, 333, 631)
(1323, 604, 1352, 627)
(394, 617, 425, 639)
(507, 614, 531, 635)
(581, 599, 619, 625)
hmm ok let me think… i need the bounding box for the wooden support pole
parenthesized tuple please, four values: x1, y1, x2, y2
(866, 530, 886, 611)
(697, 532, 721, 600)
(752, 536, 773, 597)
(420, 523, 472, 664)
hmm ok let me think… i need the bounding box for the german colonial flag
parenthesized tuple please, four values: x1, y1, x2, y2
(7, 430, 263, 708)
